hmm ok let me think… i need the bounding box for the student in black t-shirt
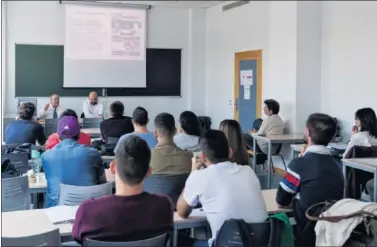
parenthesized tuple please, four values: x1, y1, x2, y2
(100, 101, 134, 142)
(276, 113, 344, 245)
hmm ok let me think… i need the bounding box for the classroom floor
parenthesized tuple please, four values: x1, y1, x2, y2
(257, 173, 283, 190)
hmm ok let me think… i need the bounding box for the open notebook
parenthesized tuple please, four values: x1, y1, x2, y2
(44, 205, 79, 225)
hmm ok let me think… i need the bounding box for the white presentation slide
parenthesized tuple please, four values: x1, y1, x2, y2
(64, 4, 147, 88)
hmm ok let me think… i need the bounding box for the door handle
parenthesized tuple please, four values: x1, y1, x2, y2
(235, 97, 239, 111)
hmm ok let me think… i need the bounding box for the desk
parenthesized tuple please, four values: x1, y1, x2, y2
(2, 189, 288, 246)
(342, 158, 377, 202)
(252, 134, 305, 189)
(81, 128, 101, 138)
(291, 143, 348, 159)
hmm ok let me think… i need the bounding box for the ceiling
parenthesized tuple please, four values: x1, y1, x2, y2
(99, 1, 227, 9)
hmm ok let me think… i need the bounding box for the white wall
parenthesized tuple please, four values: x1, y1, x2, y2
(321, 2, 377, 140)
(5, 1, 203, 125)
(205, 1, 270, 128)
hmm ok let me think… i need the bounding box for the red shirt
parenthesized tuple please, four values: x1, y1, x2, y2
(72, 193, 173, 243)
(45, 132, 91, 150)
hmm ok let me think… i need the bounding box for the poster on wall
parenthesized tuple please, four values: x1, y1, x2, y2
(240, 70, 253, 86)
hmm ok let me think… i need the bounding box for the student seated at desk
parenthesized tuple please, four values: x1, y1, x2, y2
(177, 130, 267, 247)
(151, 113, 192, 175)
(219, 119, 250, 166)
(248, 99, 285, 154)
(5, 102, 46, 145)
(100, 101, 134, 142)
(343, 107, 377, 158)
(174, 111, 201, 151)
(45, 109, 91, 150)
(276, 113, 344, 245)
(72, 136, 173, 243)
(115, 107, 157, 151)
(42, 116, 106, 207)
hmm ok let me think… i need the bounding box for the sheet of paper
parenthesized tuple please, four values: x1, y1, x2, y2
(327, 142, 348, 150)
(244, 85, 250, 100)
(44, 205, 79, 224)
(190, 208, 206, 217)
(240, 70, 253, 86)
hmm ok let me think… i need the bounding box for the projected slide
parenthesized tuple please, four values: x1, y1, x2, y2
(63, 4, 147, 88)
(65, 4, 145, 61)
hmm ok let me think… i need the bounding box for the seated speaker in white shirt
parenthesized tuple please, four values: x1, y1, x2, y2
(38, 94, 65, 119)
(83, 91, 104, 118)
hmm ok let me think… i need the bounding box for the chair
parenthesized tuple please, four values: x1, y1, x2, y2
(85, 233, 168, 247)
(270, 144, 287, 172)
(57, 182, 113, 206)
(106, 137, 120, 145)
(82, 118, 103, 128)
(2, 176, 29, 212)
(44, 119, 59, 137)
(2, 152, 29, 174)
(344, 145, 377, 199)
(198, 116, 212, 133)
(214, 218, 284, 247)
(144, 174, 189, 207)
(2, 228, 61, 246)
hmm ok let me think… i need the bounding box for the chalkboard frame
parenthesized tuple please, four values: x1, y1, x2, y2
(15, 44, 182, 97)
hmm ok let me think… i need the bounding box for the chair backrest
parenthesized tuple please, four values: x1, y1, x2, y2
(344, 145, 377, 159)
(198, 116, 212, 133)
(106, 137, 120, 145)
(2, 228, 61, 246)
(17, 98, 38, 117)
(58, 182, 114, 206)
(2, 176, 29, 212)
(44, 119, 59, 137)
(2, 152, 29, 174)
(85, 233, 167, 247)
(144, 174, 189, 207)
(83, 118, 103, 128)
(214, 218, 284, 247)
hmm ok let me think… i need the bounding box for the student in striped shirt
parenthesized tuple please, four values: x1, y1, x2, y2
(276, 113, 344, 244)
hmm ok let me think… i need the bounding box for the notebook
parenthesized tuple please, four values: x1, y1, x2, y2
(44, 205, 79, 224)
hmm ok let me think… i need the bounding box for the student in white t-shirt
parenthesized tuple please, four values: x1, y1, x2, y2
(177, 130, 268, 247)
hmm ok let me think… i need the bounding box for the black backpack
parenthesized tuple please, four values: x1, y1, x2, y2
(1, 158, 22, 179)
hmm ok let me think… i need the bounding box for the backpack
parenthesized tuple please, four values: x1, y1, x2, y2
(1, 158, 22, 179)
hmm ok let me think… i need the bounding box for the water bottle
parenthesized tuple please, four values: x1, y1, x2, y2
(31, 150, 42, 182)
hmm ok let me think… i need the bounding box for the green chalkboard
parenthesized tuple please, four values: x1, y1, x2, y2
(15, 44, 101, 97)
(15, 44, 182, 97)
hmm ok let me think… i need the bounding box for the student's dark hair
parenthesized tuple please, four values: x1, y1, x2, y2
(219, 120, 250, 165)
(60, 109, 78, 119)
(18, 102, 35, 120)
(115, 136, 151, 185)
(355, 108, 377, 138)
(200, 130, 229, 164)
(132, 107, 149, 126)
(306, 113, 337, 146)
(179, 111, 201, 137)
(60, 109, 80, 141)
(110, 101, 124, 117)
(264, 99, 280, 115)
(154, 113, 176, 137)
